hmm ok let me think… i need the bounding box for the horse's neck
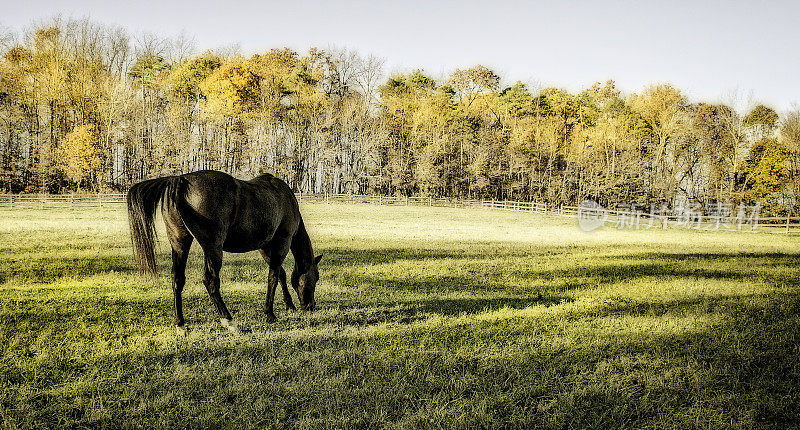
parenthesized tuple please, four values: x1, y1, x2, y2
(291, 218, 314, 272)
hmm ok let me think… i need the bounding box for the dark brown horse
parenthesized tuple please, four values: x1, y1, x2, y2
(127, 170, 321, 335)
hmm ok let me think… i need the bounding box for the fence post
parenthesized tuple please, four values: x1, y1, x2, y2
(786, 213, 791, 233)
(325, 192, 329, 205)
(98, 192, 103, 208)
(405, 196, 408, 206)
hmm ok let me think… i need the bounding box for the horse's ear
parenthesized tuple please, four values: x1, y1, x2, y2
(314, 254, 323, 265)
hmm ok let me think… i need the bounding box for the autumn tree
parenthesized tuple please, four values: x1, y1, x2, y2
(744, 104, 779, 141)
(744, 138, 790, 213)
(629, 84, 689, 201)
(58, 124, 104, 189)
(449, 65, 499, 106)
(780, 108, 800, 210)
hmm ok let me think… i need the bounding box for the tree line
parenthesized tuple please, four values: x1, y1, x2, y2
(1, 17, 799, 214)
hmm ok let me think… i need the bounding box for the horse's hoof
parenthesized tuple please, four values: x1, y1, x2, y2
(265, 314, 277, 323)
(176, 325, 188, 337)
(220, 318, 239, 333)
(286, 305, 297, 312)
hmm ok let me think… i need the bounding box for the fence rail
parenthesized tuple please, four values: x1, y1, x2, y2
(559, 205, 800, 233)
(0, 193, 484, 209)
(296, 193, 483, 208)
(481, 200, 547, 213)
(0, 193, 125, 209)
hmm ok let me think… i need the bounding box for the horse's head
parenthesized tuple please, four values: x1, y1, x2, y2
(292, 254, 322, 311)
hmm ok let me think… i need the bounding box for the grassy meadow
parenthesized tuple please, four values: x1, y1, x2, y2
(1, 203, 799, 428)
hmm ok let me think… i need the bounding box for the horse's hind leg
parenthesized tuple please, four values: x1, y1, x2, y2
(201, 245, 236, 332)
(164, 210, 192, 336)
(170, 240, 191, 336)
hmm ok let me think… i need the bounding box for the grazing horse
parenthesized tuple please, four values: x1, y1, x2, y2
(127, 170, 322, 335)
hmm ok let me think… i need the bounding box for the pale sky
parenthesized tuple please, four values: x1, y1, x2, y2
(2, 0, 798, 112)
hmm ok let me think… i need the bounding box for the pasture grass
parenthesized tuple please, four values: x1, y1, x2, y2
(1, 203, 799, 428)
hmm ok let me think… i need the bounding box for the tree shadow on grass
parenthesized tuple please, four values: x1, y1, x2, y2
(304, 295, 573, 326)
(0, 255, 133, 284)
(324, 247, 800, 296)
(319, 245, 800, 266)
(409, 295, 569, 314)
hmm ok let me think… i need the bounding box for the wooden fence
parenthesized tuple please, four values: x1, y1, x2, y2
(2, 192, 797, 233)
(559, 204, 800, 233)
(0, 193, 483, 209)
(0, 193, 125, 209)
(0, 193, 538, 213)
(481, 200, 547, 213)
(296, 193, 483, 208)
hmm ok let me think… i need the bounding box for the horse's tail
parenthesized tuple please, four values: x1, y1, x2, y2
(127, 176, 183, 276)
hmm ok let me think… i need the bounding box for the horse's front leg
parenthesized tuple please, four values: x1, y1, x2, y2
(265, 265, 280, 323)
(260, 244, 290, 322)
(279, 267, 296, 311)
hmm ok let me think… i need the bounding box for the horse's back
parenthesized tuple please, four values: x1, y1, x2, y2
(174, 170, 298, 253)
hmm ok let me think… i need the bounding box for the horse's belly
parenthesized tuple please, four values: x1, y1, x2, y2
(222, 232, 266, 253)
(221, 242, 258, 253)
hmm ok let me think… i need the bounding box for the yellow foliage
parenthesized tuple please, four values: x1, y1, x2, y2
(628, 84, 687, 139)
(58, 124, 104, 185)
(199, 57, 260, 118)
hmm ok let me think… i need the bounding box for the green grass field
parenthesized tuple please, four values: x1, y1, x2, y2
(1, 203, 799, 429)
